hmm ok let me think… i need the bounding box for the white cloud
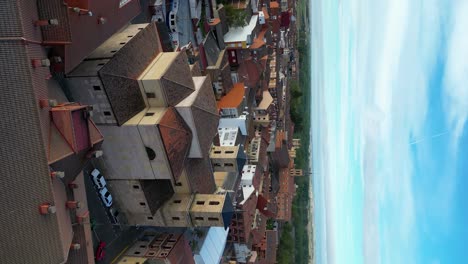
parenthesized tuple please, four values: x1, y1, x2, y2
(443, 0, 468, 152)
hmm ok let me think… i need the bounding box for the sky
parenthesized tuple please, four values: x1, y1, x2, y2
(310, 0, 468, 263)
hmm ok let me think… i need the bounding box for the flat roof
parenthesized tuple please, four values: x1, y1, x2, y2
(224, 15, 258, 43)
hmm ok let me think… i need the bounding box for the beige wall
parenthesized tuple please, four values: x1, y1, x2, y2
(173, 169, 191, 194)
(189, 194, 225, 227)
(106, 180, 153, 220)
(210, 145, 241, 173)
(159, 194, 193, 227)
(99, 118, 172, 180)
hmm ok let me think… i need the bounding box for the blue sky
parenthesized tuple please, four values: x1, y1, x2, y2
(310, 0, 468, 263)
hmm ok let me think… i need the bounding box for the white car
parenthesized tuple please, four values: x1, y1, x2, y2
(99, 187, 113, 207)
(91, 169, 106, 189)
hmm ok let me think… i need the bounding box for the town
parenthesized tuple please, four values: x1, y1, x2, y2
(0, 0, 308, 263)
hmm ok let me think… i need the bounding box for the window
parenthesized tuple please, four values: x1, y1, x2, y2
(103, 111, 111, 116)
(214, 151, 221, 154)
(145, 147, 156, 160)
(225, 163, 234, 167)
(119, 42, 126, 45)
(93, 85, 101, 91)
(145, 112, 154, 116)
(225, 151, 234, 154)
(97, 63, 105, 66)
(140, 245, 146, 248)
(175, 182, 182, 187)
(133, 185, 140, 189)
(134, 251, 140, 254)
(208, 217, 219, 221)
(139, 202, 146, 206)
(128, 35, 133, 38)
(111, 50, 117, 53)
(209, 201, 220, 205)
(147, 216, 153, 220)
(196, 201, 205, 205)
(195, 217, 204, 221)
(146, 92, 156, 98)
(172, 217, 180, 221)
(173, 200, 181, 204)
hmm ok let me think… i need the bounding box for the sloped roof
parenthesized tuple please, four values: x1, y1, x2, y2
(177, 76, 219, 158)
(258, 90, 274, 110)
(186, 157, 216, 194)
(238, 59, 261, 88)
(256, 195, 275, 218)
(202, 31, 221, 66)
(0, 9, 72, 261)
(265, 230, 278, 263)
(160, 52, 195, 106)
(158, 107, 192, 181)
(99, 23, 163, 125)
(217, 82, 246, 109)
(250, 26, 269, 50)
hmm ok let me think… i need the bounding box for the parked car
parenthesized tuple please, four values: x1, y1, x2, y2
(109, 208, 120, 224)
(91, 169, 106, 189)
(95, 241, 106, 261)
(99, 187, 113, 207)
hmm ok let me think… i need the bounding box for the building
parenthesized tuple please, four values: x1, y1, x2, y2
(216, 127, 244, 147)
(66, 22, 231, 228)
(0, 1, 105, 262)
(117, 230, 195, 264)
(211, 145, 248, 174)
(218, 83, 248, 118)
(46, 0, 142, 73)
(252, 90, 274, 127)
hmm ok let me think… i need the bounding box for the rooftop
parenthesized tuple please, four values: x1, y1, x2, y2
(53, 0, 142, 73)
(217, 83, 246, 110)
(224, 15, 258, 43)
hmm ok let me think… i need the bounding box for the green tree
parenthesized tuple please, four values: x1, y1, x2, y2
(225, 5, 248, 28)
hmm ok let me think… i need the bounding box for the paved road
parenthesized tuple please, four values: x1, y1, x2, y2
(83, 162, 141, 263)
(176, 0, 197, 46)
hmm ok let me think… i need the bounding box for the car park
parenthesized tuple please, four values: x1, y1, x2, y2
(99, 187, 113, 207)
(91, 169, 106, 189)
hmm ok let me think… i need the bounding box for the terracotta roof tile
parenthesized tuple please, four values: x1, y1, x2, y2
(250, 27, 269, 50)
(64, 0, 141, 72)
(158, 107, 192, 181)
(217, 82, 246, 110)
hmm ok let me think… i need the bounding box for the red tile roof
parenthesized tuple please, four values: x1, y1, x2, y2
(50, 0, 141, 73)
(250, 27, 268, 50)
(217, 82, 246, 110)
(49, 104, 103, 163)
(158, 107, 192, 181)
(238, 59, 261, 88)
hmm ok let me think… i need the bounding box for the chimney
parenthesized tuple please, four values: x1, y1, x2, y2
(70, 243, 81, 250)
(50, 171, 65, 179)
(39, 99, 58, 108)
(34, 19, 59, 27)
(76, 211, 90, 224)
(31, 59, 50, 68)
(39, 204, 57, 215)
(66, 200, 81, 209)
(68, 182, 79, 189)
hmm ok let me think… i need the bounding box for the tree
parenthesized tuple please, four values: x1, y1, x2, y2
(225, 5, 248, 28)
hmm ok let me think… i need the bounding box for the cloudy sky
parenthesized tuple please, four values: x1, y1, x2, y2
(310, 0, 468, 263)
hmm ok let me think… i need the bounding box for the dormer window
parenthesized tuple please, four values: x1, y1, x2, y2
(119, 0, 132, 8)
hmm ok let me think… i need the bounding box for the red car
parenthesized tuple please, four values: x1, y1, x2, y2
(95, 241, 106, 261)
